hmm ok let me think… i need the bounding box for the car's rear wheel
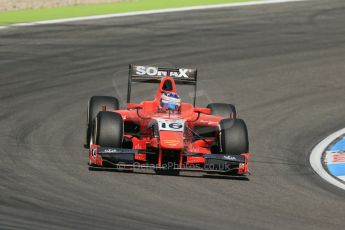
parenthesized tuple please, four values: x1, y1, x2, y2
(86, 96, 119, 147)
(220, 118, 249, 155)
(92, 111, 123, 148)
(207, 103, 236, 119)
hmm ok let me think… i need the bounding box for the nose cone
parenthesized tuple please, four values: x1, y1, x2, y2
(159, 131, 184, 149)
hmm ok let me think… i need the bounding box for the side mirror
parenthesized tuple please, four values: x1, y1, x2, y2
(194, 107, 211, 115)
(127, 103, 143, 110)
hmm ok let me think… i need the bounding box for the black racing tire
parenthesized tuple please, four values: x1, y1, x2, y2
(220, 118, 249, 155)
(86, 96, 119, 147)
(207, 103, 236, 119)
(93, 111, 123, 148)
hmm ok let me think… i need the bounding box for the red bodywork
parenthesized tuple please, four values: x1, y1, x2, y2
(89, 77, 249, 175)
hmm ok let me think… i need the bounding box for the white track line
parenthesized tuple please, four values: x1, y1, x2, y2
(310, 128, 345, 191)
(0, 0, 306, 30)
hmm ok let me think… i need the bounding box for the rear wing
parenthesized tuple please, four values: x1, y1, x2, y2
(127, 64, 198, 105)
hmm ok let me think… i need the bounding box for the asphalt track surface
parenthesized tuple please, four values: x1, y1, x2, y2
(1, 0, 345, 229)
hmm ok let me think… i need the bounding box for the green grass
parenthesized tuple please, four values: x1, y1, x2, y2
(0, 0, 255, 25)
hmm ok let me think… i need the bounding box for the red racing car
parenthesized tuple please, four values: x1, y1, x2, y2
(86, 65, 250, 175)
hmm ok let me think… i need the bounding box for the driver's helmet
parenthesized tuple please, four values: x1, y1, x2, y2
(160, 92, 181, 112)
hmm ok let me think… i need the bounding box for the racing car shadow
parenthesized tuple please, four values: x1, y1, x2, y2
(181, 174, 249, 181)
(89, 166, 249, 181)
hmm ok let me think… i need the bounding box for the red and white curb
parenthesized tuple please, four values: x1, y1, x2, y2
(0, 0, 306, 30)
(310, 128, 345, 191)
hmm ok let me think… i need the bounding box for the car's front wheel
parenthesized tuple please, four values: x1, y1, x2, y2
(92, 111, 123, 148)
(86, 96, 119, 147)
(220, 118, 249, 155)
